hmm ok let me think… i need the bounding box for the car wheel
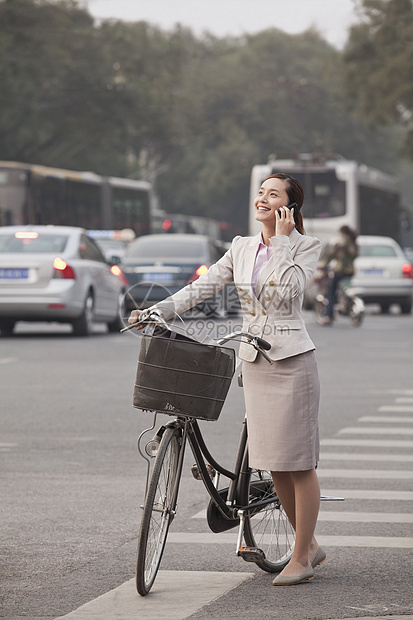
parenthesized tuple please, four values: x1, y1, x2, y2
(400, 300, 412, 315)
(380, 303, 390, 314)
(107, 291, 127, 333)
(72, 292, 94, 336)
(0, 319, 16, 336)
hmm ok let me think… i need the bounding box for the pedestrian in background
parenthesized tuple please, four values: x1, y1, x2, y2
(318, 225, 359, 324)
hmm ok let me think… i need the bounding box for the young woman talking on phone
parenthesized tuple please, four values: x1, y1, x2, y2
(129, 173, 324, 586)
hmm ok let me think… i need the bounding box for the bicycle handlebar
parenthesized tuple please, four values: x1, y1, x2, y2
(216, 331, 272, 363)
(120, 311, 272, 362)
(216, 331, 270, 350)
(120, 309, 167, 332)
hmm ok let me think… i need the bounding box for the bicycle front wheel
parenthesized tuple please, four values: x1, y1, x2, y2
(243, 469, 295, 573)
(136, 426, 181, 596)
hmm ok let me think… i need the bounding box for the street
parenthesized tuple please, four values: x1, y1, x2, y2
(1, 309, 413, 620)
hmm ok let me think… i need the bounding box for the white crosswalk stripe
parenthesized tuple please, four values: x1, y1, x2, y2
(379, 405, 413, 412)
(321, 438, 413, 447)
(320, 452, 413, 462)
(358, 416, 413, 423)
(338, 426, 413, 435)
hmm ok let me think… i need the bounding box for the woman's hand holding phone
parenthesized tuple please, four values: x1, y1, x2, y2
(275, 202, 297, 236)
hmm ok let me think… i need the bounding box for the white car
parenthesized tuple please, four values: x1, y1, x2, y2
(351, 235, 413, 314)
(0, 226, 128, 335)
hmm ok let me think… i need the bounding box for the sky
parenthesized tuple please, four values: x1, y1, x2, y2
(85, 0, 358, 49)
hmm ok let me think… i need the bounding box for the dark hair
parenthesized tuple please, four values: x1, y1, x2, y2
(263, 173, 305, 235)
(339, 225, 358, 242)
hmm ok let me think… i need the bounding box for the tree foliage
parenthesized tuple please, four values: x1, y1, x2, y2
(0, 0, 408, 233)
(344, 0, 413, 158)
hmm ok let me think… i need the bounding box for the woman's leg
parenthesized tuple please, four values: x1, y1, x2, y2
(272, 468, 321, 576)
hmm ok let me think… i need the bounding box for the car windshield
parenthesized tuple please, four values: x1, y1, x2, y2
(0, 233, 69, 253)
(125, 238, 207, 259)
(359, 244, 397, 258)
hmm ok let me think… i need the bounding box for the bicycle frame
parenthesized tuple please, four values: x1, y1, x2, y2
(138, 413, 278, 524)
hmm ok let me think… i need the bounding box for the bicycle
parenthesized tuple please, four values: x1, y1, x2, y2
(122, 311, 343, 596)
(313, 270, 365, 327)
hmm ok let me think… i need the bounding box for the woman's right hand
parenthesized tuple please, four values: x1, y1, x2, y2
(128, 309, 144, 327)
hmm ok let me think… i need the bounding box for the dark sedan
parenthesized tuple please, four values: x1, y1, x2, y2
(121, 234, 240, 316)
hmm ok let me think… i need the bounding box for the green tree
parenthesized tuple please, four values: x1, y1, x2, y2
(0, 0, 182, 175)
(157, 27, 403, 231)
(344, 0, 413, 159)
(0, 0, 408, 234)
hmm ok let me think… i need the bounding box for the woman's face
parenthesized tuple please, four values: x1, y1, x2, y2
(254, 177, 290, 225)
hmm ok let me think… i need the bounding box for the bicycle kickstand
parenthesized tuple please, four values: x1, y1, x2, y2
(236, 510, 266, 563)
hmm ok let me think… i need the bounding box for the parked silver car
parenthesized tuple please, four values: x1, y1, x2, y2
(0, 226, 128, 335)
(351, 235, 413, 314)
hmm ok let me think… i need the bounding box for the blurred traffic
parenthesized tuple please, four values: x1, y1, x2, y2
(0, 225, 128, 336)
(120, 233, 240, 317)
(352, 235, 413, 314)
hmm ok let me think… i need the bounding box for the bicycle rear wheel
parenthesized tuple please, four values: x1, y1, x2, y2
(136, 426, 181, 596)
(243, 469, 295, 573)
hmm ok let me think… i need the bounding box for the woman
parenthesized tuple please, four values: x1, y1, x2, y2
(128, 173, 324, 586)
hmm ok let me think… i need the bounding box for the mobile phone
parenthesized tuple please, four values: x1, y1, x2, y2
(277, 202, 297, 215)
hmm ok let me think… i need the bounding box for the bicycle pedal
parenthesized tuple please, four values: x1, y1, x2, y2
(191, 464, 202, 480)
(191, 463, 216, 481)
(238, 547, 266, 562)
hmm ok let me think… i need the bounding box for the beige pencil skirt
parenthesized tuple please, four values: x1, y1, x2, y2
(242, 350, 320, 472)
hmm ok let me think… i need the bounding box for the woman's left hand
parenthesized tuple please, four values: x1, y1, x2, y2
(275, 206, 295, 236)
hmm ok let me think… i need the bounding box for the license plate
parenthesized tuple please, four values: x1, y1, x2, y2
(142, 272, 173, 283)
(0, 268, 29, 280)
(360, 268, 384, 276)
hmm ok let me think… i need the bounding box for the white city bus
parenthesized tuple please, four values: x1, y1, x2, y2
(0, 161, 154, 236)
(249, 154, 402, 244)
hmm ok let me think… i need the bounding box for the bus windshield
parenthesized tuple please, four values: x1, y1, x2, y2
(289, 171, 346, 219)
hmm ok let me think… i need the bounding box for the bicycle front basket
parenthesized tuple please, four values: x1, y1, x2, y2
(133, 329, 235, 420)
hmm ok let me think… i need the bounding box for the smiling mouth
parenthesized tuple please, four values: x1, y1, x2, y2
(256, 206, 271, 212)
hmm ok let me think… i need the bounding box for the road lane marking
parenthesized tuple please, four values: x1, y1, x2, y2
(0, 357, 17, 365)
(317, 469, 413, 480)
(192, 509, 413, 523)
(320, 452, 413, 462)
(319, 488, 413, 500)
(369, 389, 413, 396)
(321, 439, 413, 448)
(318, 488, 413, 500)
(0, 442, 17, 452)
(166, 533, 413, 548)
(54, 571, 254, 620)
(317, 512, 413, 523)
(396, 397, 413, 403)
(379, 405, 413, 412)
(358, 416, 413, 423)
(338, 427, 413, 435)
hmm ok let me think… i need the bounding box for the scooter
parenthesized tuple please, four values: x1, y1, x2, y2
(314, 271, 365, 327)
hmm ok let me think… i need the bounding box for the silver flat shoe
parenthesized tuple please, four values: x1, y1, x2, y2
(272, 564, 314, 586)
(311, 547, 326, 568)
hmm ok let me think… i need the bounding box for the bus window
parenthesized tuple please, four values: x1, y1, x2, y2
(111, 186, 150, 234)
(358, 185, 400, 240)
(32, 174, 67, 225)
(289, 171, 346, 219)
(0, 168, 28, 226)
(66, 180, 101, 229)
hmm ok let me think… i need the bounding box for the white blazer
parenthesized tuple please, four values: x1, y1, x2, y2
(153, 228, 322, 362)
